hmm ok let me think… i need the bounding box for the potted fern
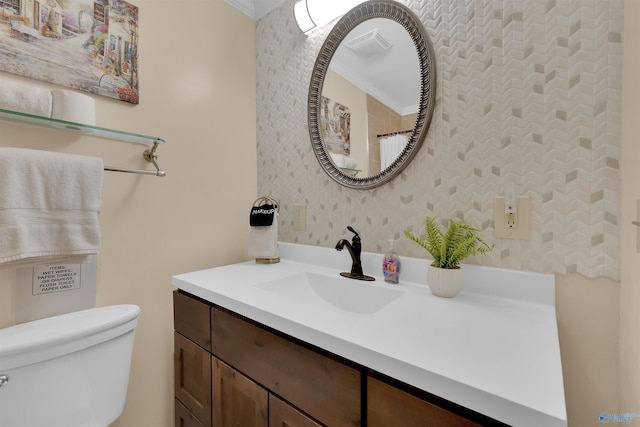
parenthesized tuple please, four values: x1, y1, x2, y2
(404, 217, 494, 297)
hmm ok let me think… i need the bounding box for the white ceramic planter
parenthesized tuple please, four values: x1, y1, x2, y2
(426, 265, 464, 298)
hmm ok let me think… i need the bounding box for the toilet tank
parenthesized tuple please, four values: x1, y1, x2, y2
(0, 305, 140, 427)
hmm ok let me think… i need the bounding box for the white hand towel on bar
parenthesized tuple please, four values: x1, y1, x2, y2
(0, 147, 104, 267)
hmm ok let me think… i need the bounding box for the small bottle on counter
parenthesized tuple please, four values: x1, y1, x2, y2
(382, 239, 401, 284)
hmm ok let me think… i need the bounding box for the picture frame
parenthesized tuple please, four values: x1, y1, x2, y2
(0, 0, 139, 104)
(321, 96, 351, 154)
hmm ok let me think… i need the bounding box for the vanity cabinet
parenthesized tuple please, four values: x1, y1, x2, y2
(174, 291, 329, 427)
(173, 290, 505, 427)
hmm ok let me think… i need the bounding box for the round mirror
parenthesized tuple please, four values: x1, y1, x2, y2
(308, 1, 436, 189)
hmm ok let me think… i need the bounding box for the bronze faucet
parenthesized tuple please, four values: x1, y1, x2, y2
(335, 226, 375, 281)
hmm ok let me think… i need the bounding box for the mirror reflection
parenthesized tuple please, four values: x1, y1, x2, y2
(308, 0, 436, 189)
(321, 18, 421, 178)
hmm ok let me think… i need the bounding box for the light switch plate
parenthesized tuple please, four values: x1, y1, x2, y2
(494, 196, 530, 239)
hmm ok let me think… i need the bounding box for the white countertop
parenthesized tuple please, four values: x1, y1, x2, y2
(172, 242, 567, 427)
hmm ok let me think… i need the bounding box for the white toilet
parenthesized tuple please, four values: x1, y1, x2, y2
(0, 304, 140, 427)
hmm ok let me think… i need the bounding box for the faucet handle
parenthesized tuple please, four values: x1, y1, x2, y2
(346, 226, 361, 244)
(347, 225, 359, 237)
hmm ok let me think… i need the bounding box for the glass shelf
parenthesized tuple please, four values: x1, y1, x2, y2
(0, 108, 165, 146)
(339, 167, 361, 177)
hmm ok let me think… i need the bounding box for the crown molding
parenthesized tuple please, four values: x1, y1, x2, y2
(224, 0, 256, 20)
(225, 0, 287, 20)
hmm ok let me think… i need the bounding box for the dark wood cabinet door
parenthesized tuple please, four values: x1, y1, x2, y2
(368, 376, 482, 427)
(175, 398, 206, 427)
(269, 394, 324, 427)
(175, 332, 212, 427)
(212, 356, 268, 427)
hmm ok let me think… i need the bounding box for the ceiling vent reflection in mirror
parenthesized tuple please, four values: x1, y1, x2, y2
(345, 30, 392, 58)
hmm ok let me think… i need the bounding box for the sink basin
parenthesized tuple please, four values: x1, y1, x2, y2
(256, 272, 405, 314)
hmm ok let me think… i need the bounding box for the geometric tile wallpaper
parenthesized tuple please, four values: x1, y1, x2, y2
(256, 0, 623, 280)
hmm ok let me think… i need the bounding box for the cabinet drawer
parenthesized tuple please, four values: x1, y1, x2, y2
(174, 290, 211, 352)
(368, 376, 482, 427)
(211, 307, 361, 427)
(269, 394, 324, 427)
(175, 332, 212, 427)
(175, 399, 206, 427)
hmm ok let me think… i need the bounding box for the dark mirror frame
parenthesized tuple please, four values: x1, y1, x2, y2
(308, 0, 436, 189)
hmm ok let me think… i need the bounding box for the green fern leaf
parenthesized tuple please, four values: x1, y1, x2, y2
(405, 216, 494, 269)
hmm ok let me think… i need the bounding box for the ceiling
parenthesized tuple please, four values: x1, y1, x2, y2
(224, 0, 288, 20)
(330, 18, 420, 114)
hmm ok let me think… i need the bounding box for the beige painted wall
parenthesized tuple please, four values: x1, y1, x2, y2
(0, 1, 256, 426)
(556, 274, 620, 426)
(620, 0, 640, 414)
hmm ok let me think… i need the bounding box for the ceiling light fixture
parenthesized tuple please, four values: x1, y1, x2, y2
(294, 0, 367, 33)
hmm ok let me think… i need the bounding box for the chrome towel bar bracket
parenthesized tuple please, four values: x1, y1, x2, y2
(104, 141, 166, 177)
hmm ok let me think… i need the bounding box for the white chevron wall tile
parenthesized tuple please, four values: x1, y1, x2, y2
(256, 0, 622, 280)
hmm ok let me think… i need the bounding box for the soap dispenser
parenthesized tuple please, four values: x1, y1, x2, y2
(382, 239, 401, 284)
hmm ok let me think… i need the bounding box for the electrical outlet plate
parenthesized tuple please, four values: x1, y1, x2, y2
(292, 204, 306, 231)
(494, 196, 530, 239)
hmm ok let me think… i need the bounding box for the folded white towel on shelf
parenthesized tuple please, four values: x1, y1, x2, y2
(330, 152, 345, 167)
(0, 79, 52, 117)
(0, 148, 104, 267)
(330, 152, 358, 170)
(51, 89, 96, 126)
(343, 156, 358, 169)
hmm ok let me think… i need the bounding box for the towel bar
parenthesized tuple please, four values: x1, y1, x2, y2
(104, 142, 166, 177)
(376, 129, 413, 138)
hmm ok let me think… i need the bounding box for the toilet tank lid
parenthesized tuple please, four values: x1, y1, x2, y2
(0, 305, 140, 363)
